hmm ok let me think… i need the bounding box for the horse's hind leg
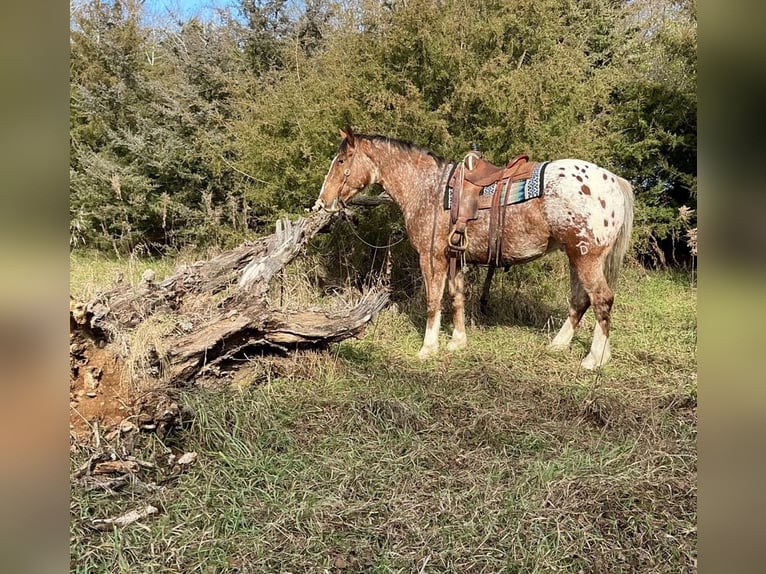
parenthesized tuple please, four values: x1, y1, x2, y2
(575, 256, 615, 369)
(479, 265, 496, 314)
(447, 269, 467, 352)
(549, 260, 591, 351)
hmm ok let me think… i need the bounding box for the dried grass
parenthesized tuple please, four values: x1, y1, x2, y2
(70, 255, 696, 573)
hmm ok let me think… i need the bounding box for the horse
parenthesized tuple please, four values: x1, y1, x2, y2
(313, 127, 634, 369)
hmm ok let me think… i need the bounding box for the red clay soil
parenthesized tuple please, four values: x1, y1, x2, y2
(69, 330, 137, 445)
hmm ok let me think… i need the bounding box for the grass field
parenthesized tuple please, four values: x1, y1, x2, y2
(70, 251, 696, 573)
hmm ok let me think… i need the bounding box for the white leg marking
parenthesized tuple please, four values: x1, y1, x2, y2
(549, 317, 576, 351)
(418, 310, 441, 360)
(447, 328, 467, 352)
(581, 322, 611, 369)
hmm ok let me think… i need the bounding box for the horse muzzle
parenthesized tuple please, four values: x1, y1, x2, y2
(313, 198, 341, 213)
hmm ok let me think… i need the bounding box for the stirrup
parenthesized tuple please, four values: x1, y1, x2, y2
(449, 230, 467, 252)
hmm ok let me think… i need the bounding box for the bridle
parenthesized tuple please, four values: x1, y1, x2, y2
(334, 147, 360, 208)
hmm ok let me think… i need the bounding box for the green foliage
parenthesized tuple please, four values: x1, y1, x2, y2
(70, 0, 696, 263)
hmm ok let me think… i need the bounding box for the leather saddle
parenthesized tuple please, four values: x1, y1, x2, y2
(448, 152, 537, 267)
(464, 153, 534, 187)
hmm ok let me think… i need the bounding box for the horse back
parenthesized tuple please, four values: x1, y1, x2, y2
(542, 159, 629, 251)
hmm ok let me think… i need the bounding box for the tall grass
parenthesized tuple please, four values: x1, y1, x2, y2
(70, 251, 696, 573)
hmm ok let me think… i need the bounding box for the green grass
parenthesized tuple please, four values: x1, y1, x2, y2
(70, 254, 696, 573)
(69, 250, 180, 301)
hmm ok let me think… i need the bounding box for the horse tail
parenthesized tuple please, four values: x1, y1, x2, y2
(603, 176, 634, 289)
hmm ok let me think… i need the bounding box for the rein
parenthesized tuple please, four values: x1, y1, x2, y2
(341, 216, 406, 250)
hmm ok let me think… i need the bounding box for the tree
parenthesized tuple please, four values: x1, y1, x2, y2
(70, 0, 697, 265)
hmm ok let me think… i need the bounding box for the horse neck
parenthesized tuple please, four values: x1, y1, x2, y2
(363, 138, 449, 218)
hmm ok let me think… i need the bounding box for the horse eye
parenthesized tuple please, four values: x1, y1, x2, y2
(337, 159, 344, 165)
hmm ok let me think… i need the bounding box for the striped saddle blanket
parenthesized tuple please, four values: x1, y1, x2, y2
(444, 160, 549, 211)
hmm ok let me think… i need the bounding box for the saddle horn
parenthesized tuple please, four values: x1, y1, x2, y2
(465, 142, 483, 171)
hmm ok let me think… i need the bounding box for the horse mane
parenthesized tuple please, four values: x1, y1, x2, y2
(346, 134, 449, 165)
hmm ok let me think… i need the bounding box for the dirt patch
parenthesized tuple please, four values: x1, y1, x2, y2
(70, 329, 136, 444)
(69, 323, 189, 448)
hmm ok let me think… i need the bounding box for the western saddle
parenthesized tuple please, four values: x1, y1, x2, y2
(448, 151, 537, 266)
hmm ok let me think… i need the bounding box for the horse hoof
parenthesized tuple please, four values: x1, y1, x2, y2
(447, 337, 467, 352)
(417, 346, 437, 360)
(581, 352, 611, 370)
(580, 355, 599, 370)
(548, 342, 569, 352)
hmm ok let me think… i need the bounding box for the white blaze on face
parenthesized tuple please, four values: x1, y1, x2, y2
(319, 155, 338, 199)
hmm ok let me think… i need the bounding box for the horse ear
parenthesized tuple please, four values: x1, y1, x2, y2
(340, 126, 355, 148)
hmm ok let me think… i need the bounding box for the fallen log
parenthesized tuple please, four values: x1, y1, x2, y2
(70, 209, 390, 442)
(79, 210, 337, 336)
(167, 290, 388, 383)
(78, 197, 389, 337)
(73, 210, 389, 383)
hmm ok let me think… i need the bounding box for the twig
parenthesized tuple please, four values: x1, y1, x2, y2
(218, 154, 272, 185)
(92, 505, 159, 531)
(82, 475, 130, 493)
(94, 420, 101, 449)
(517, 49, 527, 69)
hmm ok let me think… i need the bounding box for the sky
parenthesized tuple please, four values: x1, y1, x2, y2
(142, 0, 239, 22)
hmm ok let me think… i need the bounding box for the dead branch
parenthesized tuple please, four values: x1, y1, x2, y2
(92, 505, 159, 531)
(347, 193, 393, 207)
(167, 289, 388, 384)
(72, 209, 389, 390)
(84, 210, 336, 335)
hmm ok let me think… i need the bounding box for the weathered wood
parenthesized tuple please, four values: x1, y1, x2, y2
(73, 209, 389, 388)
(168, 290, 388, 384)
(84, 210, 336, 336)
(92, 505, 159, 531)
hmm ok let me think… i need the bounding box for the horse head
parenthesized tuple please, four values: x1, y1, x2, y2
(313, 127, 376, 212)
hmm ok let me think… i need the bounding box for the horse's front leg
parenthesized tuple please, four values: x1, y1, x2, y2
(447, 267, 467, 352)
(418, 254, 447, 360)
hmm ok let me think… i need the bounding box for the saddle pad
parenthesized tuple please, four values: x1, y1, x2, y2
(444, 161, 550, 210)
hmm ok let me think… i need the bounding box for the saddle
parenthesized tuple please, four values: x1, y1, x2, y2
(465, 154, 531, 186)
(448, 152, 537, 266)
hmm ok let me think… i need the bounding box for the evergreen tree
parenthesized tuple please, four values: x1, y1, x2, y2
(70, 0, 696, 264)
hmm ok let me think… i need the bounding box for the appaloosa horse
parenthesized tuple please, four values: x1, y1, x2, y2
(313, 128, 634, 369)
